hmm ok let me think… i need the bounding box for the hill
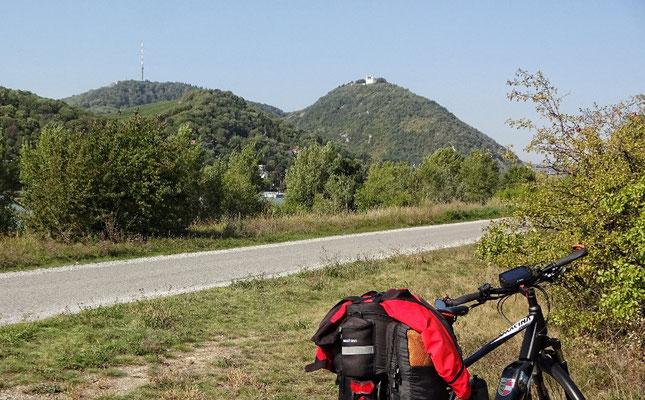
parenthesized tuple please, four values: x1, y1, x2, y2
(112, 89, 320, 185)
(286, 81, 506, 164)
(247, 101, 286, 118)
(0, 87, 94, 187)
(62, 80, 201, 114)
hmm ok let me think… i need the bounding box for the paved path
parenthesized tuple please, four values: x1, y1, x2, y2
(0, 220, 491, 326)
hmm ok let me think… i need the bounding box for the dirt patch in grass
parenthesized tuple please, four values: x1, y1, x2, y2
(0, 340, 241, 399)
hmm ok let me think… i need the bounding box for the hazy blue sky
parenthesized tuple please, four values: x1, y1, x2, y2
(2, 1, 644, 161)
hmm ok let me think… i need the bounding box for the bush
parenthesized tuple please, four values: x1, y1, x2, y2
(20, 117, 202, 239)
(477, 70, 645, 336)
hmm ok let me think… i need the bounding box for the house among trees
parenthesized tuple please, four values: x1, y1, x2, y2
(365, 75, 376, 85)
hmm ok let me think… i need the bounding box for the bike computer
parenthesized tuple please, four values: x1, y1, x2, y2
(499, 266, 533, 288)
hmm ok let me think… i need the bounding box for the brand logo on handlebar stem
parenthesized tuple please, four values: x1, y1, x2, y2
(492, 315, 534, 344)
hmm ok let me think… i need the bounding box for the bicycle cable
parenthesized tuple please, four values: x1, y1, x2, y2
(496, 284, 551, 326)
(534, 284, 551, 324)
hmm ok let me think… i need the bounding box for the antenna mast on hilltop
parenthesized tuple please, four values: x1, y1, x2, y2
(140, 41, 144, 81)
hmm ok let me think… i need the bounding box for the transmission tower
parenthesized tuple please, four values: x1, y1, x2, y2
(140, 41, 144, 81)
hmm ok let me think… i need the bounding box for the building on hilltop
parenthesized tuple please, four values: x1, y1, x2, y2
(365, 75, 376, 85)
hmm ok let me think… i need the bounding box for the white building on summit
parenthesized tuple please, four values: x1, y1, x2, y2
(365, 75, 376, 85)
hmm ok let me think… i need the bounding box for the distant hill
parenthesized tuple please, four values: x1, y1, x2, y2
(63, 80, 201, 114)
(1, 87, 96, 183)
(247, 101, 286, 118)
(112, 89, 320, 185)
(286, 81, 506, 164)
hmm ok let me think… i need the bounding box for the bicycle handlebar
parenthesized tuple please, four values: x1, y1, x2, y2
(448, 292, 482, 305)
(551, 246, 588, 268)
(443, 246, 588, 307)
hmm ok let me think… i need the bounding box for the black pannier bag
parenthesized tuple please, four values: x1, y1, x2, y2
(305, 289, 472, 400)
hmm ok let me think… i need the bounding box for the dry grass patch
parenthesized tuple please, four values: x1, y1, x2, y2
(0, 201, 505, 272)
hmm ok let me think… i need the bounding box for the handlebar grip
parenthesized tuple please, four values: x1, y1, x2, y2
(446, 291, 481, 306)
(552, 246, 588, 268)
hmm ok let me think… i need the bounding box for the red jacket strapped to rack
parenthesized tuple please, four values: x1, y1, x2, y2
(306, 289, 472, 400)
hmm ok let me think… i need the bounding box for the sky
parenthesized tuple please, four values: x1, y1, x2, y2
(2, 1, 644, 162)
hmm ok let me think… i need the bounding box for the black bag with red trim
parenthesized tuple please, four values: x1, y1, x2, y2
(305, 289, 472, 400)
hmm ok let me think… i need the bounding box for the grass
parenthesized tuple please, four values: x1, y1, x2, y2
(0, 201, 506, 273)
(0, 245, 641, 399)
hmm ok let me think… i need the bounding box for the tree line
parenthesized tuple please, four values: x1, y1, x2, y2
(0, 116, 530, 239)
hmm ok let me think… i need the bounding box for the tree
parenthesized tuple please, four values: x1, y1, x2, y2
(283, 143, 346, 211)
(0, 137, 15, 234)
(460, 150, 499, 203)
(496, 164, 536, 200)
(414, 147, 464, 203)
(355, 162, 413, 210)
(20, 117, 203, 239)
(499, 164, 536, 189)
(221, 145, 264, 217)
(477, 70, 645, 336)
(312, 174, 358, 214)
(199, 159, 226, 220)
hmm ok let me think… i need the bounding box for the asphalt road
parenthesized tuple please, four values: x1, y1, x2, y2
(0, 219, 491, 326)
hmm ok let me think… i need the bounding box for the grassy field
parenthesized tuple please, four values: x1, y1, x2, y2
(0, 202, 504, 273)
(0, 246, 641, 399)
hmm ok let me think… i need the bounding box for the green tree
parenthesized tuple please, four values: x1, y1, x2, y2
(221, 145, 264, 217)
(199, 159, 226, 220)
(312, 174, 358, 214)
(460, 150, 499, 203)
(0, 137, 15, 234)
(20, 117, 202, 239)
(355, 162, 413, 210)
(478, 70, 645, 335)
(414, 147, 464, 203)
(499, 164, 536, 189)
(496, 164, 536, 200)
(283, 143, 343, 211)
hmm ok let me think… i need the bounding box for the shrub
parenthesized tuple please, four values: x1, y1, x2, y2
(20, 117, 202, 239)
(477, 70, 645, 336)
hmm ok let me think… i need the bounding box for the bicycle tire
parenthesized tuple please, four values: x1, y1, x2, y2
(528, 355, 585, 400)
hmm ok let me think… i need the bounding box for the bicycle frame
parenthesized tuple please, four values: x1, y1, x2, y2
(464, 288, 546, 368)
(454, 288, 567, 399)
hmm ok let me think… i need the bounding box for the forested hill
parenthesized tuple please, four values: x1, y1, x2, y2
(247, 101, 286, 118)
(115, 89, 320, 183)
(286, 81, 506, 164)
(0, 87, 94, 186)
(63, 80, 201, 114)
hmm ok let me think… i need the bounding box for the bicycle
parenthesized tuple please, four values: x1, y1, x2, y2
(436, 245, 589, 400)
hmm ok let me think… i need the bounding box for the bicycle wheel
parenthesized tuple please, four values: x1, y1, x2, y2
(528, 355, 585, 400)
